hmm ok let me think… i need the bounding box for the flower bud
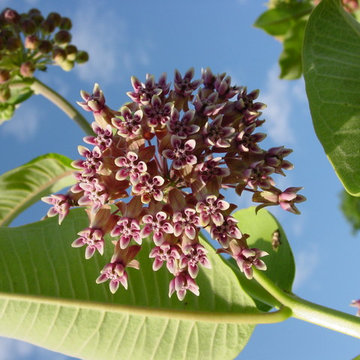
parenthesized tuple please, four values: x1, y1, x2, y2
(6, 37, 21, 52)
(54, 30, 71, 45)
(38, 40, 52, 54)
(0, 86, 10, 102)
(0, 69, 10, 83)
(2, 8, 20, 24)
(76, 51, 89, 64)
(20, 18, 37, 35)
(41, 19, 55, 34)
(65, 44, 77, 61)
(59, 17, 72, 30)
(47, 12, 61, 27)
(52, 47, 66, 63)
(60, 60, 74, 71)
(20, 62, 35, 77)
(24, 35, 39, 50)
(29, 13, 43, 26)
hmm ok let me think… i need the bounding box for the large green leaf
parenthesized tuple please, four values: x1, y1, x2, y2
(303, 0, 360, 195)
(0, 153, 75, 226)
(231, 207, 295, 311)
(0, 209, 257, 360)
(254, 2, 313, 37)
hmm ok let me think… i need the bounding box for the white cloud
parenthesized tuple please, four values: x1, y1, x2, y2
(293, 245, 319, 291)
(261, 65, 295, 144)
(1, 104, 39, 142)
(72, 3, 152, 85)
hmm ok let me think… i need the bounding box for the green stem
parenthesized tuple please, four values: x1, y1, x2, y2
(0, 292, 292, 325)
(30, 77, 93, 135)
(253, 269, 360, 339)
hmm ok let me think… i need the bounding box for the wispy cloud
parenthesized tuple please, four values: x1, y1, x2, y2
(293, 245, 319, 291)
(72, 3, 151, 85)
(261, 65, 295, 144)
(1, 104, 39, 142)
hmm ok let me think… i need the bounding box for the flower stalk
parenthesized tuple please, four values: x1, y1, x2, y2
(30, 77, 93, 135)
(253, 268, 360, 339)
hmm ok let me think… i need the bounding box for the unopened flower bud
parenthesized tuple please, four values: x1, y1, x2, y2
(41, 19, 56, 34)
(24, 35, 39, 50)
(0, 69, 10, 83)
(54, 30, 71, 45)
(3, 8, 20, 24)
(20, 18, 37, 35)
(20, 62, 35, 77)
(59, 17, 72, 30)
(6, 37, 21, 52)
(76, 51, 89, 64)
(47, 12, 61, 27)
(29, 12, 43, 26)
(60, 60, 74, 71)
(38, 40, 52, 54)
(65, 44, 77, 61)
(0, 86, 10, 102)
(52, 47, 66, 63)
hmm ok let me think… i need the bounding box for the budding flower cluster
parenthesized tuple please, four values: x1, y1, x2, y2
(43, 68, 305, 300)
(0, 8, 88, 107)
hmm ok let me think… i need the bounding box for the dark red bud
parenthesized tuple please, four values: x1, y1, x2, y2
(52, 47, 67, 63)
(41, 19, 55, 34)
(65, 44, 77, 61)
(20, 62, 35, 77)
(0, 86, 10, 102)
(0, 69, 10, 83)
(59, 17, 72, 30)
(47, 12, 61, 27)
(38, 40, 52, 54)
(20, 18, 37, 35)
(6, 37, 21, 52)
(54, 30, 71, 44)
(3, 8, 20, 24)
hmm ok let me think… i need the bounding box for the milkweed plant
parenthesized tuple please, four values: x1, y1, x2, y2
(1, 2, 360, 360)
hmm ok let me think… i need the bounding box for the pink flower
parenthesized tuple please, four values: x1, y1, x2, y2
(72, 145, 103, 177)
(111, 217, 143, 249)
(169, 272, 200, 301)
(163, 136, 197, 170)
(228, 240, 268, 279)
(179, 244, 211, 278)
(210, 216, 242, 248)
(83, 122, 113, 151)
(196, 195, 230, 227)
(143, 95, 172, 130)
(173, 208, 199, 240)
(115, 151, 147, 183)
(132, 173, 164, 204)
(41, 194, 71, 224)
(149, 243, 181, 274)
(203, 114, 235, 148)
(141, 211, 174, 246)
(72, 228, 104, 259)
(112, 106, 143, 138)
(174, 68, 201, 96)
(167, 108, 200, 138)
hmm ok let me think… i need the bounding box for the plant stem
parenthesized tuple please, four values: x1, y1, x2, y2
(30, 77, 93, 135)
(253, 269, 360, 339)
(0, 292, 292, 325)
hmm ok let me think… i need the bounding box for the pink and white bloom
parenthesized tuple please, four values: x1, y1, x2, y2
(179, 244, 211, 278)
(162, 136, 197, 170)
(141, 211, 174, 246)
(41, 194, 71, 224)
(115, 151, 147, 183)
(72, 228, 105, 259)
(169, 272, 200, 301)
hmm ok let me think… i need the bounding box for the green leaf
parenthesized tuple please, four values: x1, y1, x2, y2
(279, 18, 307, 79)
(0, 209, 257, 360)
(0, 86, 34, 124)
(0, 153, 75, 226)
(340, 190, 360, 234)
(231, 207, 295, 311)
(254, 2, 313, 36)
(303, 0, 360, 195)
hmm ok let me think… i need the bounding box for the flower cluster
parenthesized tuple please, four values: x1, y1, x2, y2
(0, 7, 88, 119)
(43, 68, 305, 300)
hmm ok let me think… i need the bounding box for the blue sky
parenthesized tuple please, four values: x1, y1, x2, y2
(0, 0, 359, 359)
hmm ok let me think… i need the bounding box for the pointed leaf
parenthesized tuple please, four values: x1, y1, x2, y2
(254, 2, 313, 36)
(0, 209, 257, 359)
(0, 153, 75, 226)
(303, 0, 360, 195)
(230, 207, 295, 311)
